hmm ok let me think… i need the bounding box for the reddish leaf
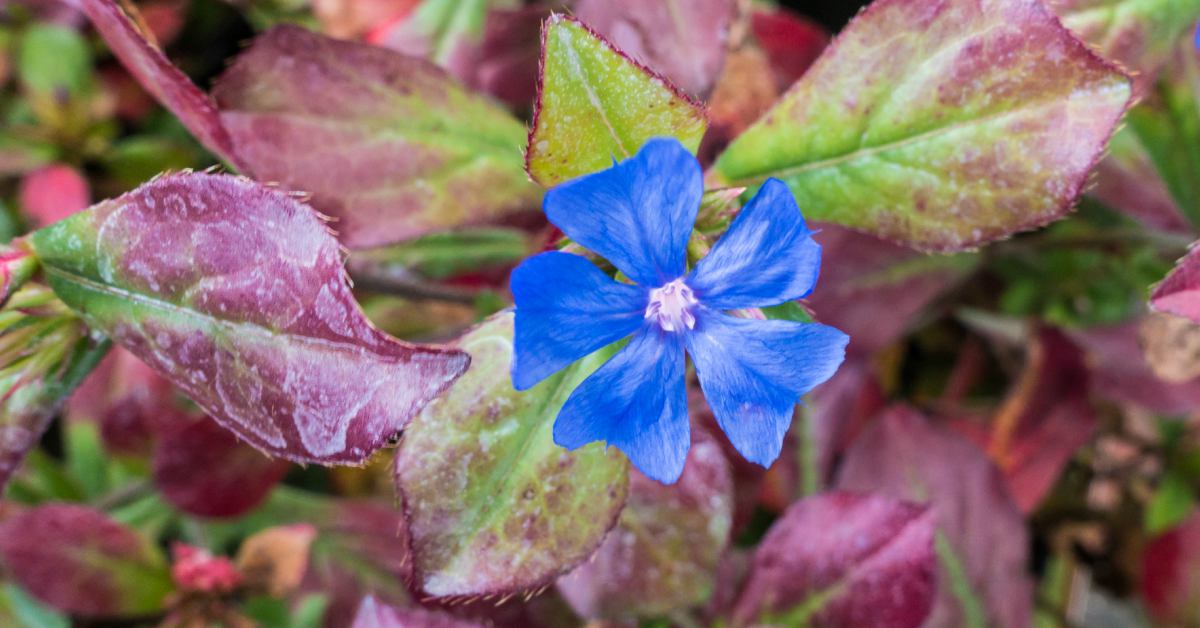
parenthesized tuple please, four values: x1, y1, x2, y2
(29, 173, 470, 465)
(1143, 511, 1200, 624)
(732, 492, 936, 627)
(471, 6, 547, 111)
(807, 224, 976, 356)
(1153, 245, 1200, 323)
(153, 414, 290, 518)
(808, 356, 886, 483)
(18, 164, 90, 227)
(66, 346, 173, 455)
(352, 596, 482, 628)
(750, 7, 830, 91)
(837, 407, 1033, 628)
(1091, 127, 1190, 233)
(0, 504, 173, 616)
(556, 429, 734, 620)
(212, 25, 539, 250)
(573, 0, 735, 97)
(77, 0, 238, 164)
(1069, 319, 1200, 414)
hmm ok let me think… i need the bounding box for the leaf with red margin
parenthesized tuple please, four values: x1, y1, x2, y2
(352, 596, 483, 628)
(76, 0, 238, 164)
(396, 313, 629, 598)
(212, 25, 540, 251)
(153, 414, 290, 518)
(1069, 319, 1200, 414)
(807, 224, 978, 357)
(750, 7, 830, 91)
(525, 14, 709, 186)
(1154, 244, 1200, 323)
(712, 0, 1133, 252)
(28, 173, 470, 465)
(837, 406, 1033, 628)
(556, 428, 733, 620)
(732, 492, 936, 627)
(574, 0, 735, 97)
(0, 504, 174, 616)
(1142, 510, 1200, 624)
(1047, 0, 1200, 95)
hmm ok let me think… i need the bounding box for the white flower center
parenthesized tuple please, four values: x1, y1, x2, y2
(645, 279, 698, 332)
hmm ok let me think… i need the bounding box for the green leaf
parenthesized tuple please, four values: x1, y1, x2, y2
(1146, 472, 1195, 535)
(17, 24, 92, 99)
(525, 14, 708, 186)
(389, 0, 489, 66)
(712, 0, 1132, 252)
(395, 312, 630, 597)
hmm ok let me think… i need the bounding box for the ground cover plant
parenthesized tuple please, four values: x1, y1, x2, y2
(0, 0, 1199, 625)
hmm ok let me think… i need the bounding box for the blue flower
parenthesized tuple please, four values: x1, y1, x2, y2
(510, 138, 849, 484)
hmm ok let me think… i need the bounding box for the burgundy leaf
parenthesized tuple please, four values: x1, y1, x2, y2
(808, 356, 886, 483)
(732, 492, 936, 627)
(77, 0, 238, 164)
(0, 504, 174, 616)
(352, 596, 482, 628)
(574, 0, 735, 97)
(212, 25, 540, 250)
(556, 428, 734, 620)
(837, 407, 1033, 628)
(66, 346, 173, 456)
(1142, 511, 1200, 624)
(750, 7, 830, 91)
(152, 414, 290, 518)
(29, 173, 470, 465)
(1153, 245, 1200, 323)
(472, 6, 548, 111)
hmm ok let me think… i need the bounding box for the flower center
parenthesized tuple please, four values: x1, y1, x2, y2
(645, 279, 698, 332)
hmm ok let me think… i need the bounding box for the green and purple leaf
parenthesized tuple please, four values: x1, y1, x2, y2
(837, 406, 1032, 628)
(0, 504, 174, 616)
(152, 414, 291, 518)
(212, 25, 540, 250)
(28, 173, 470, 465)
(556, 428, 733, 620)
(524, 14, 709, 186)
(77, 0, 239, 164)
(732, 492, 936, 627)
(395, 313, 629, 598)
(712, 0, 1133, 252)
(1047, 0, 1200, 94)
(574, 0, 735, 97)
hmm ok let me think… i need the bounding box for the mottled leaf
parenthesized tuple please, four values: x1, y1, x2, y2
(732, 492, 936, 627)
(213, 25, 540, 250)
(807, 224, 977, 356)
(1142, 510, 1200, 624)
(1047, 0, 1200, 94)
(395, 313, 629, 598)
(556, 428, 733, 620)
(153, 415, 290, 518)
(837, 406, 1033, 628)
(574, 0, 735, 97)
(77, 0, 238, 164)
(352, 596, 483, 628)
(28, 173, 470, 465)
(0, 504, 174, 616)
(524, 14, 708, 186)
(712, 0, 1132, 252)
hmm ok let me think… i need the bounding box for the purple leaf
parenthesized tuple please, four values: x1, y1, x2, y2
(0, 504, 174, 616)
(837, 407, 1033, 628)
(1153, 245, 1200, 323)
(1069, 319, 1200, 415)
(152, 414, 290, 518)
(732, 492, 936, 627)
(556, 428, 734, 620)
(28, 173, 470, 465)
(65, 346, 173, 456)
(573, 0, 735, 97)
(212, 25, 540, 250)
(77, 0, 239, 164)
(351, 596, 483, 628)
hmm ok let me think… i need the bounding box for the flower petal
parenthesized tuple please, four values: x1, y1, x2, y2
(543, 138, 702, 287)
(512, 252, 648, 390)
(687, 178, 820, 309)
(553, 326, 690, 484)
(686, 309, 848, 467)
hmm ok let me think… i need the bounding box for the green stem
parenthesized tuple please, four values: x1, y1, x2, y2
(799, 402, 820, 497)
